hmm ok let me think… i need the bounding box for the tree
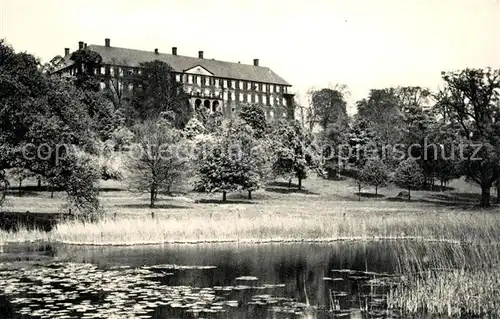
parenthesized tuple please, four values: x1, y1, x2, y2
(435, 68, 500, 207)
(238, 103, 267, 138)
(322, 116, 350, 179)
(126, 120, 191, 208)
(393, 158, 424, 200)
(360, 159, 390, 195)
(9, 167, 34, 196)
(195, 121, 269, 201)
(103, 58, 129, 109)
(271, 120, 320, 189)
(128, 60, 191, 128)
(0, 169, 8, 207)
(356, 88, 405, 146)
(184, 118, 206, 139)
(0, 40, 101, 215)
(228, 121, 271, 199)
(309, 88, 348, 131)
(346, 118, 380, 173)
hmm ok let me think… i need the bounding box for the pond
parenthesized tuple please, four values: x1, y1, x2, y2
(0, 241, 459, 318)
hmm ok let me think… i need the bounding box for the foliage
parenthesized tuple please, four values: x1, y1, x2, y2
(347, 118, 381, 169)
(271, 120, 320, 189)
(393, 158, 425, 199)
(109, 126, 134, 151)
(195, 120, 270, 200)
(195, 106, 223, 134)
(126, 120, 191, 207)
(127, 60, 191, 128)
(70, 49, 103, 91)
(359, 159, 390, 195)
(435, 68, 500, 206)
(238, 103, 267, 138)
(184, 118, 206, 139)
(0, 40, 101, 215)
(321, 116, 350, 178)
(356, 88, 405, 146)
(227, 121, 271, 198)
(309, 88, 348, 131)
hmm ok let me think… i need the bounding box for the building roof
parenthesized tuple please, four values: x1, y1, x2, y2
(55, 45, 291, 86)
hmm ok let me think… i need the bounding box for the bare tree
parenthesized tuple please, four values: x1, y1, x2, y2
(126, 120, 191, 208)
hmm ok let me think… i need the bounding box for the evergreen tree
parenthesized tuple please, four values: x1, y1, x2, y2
(393, 158, 425, 200)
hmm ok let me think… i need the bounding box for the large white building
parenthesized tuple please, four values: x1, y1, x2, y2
(53, 38, 295, 121)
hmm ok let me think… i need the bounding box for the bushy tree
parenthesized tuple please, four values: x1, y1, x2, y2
(238, 103, 267, 138)
(0, 40, 101, 215)
(271, 120, 320, 189)
(356, 88, 405, 146)
(360, 159, 390, 195)
(109, 126, 135, 151)
(435, 68, 500, 207)
(126, 120, 191, 207)
(321, 116, 350, 179)
(393, 158, 424, 200)
(309, 87, 348, 131)
(228, 121, 270, 199)
(346, 118, 380, 172)
(196, 121, 269, 201)
(184, 118, 206, 139)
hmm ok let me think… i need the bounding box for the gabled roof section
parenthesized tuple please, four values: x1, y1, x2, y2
(184, 64, 214, 76)
(55, 44, 291, 86)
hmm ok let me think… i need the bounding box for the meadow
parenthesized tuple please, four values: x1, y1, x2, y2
(1, 176, 499, 316)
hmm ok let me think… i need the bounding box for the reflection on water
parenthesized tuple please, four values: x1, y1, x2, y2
(0, 241, 458, 318)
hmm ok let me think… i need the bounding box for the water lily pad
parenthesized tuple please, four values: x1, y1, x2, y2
(235, 276, 258, 281)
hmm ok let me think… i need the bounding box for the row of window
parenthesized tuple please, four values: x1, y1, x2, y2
(97, 80, 286, 107)
(178, 74, 287, 93)
(73, 65, 288, 95)
(195, 99, 288, 120)
(188, 88, 287, 106)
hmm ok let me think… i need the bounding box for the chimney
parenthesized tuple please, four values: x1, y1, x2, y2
(105, 38, 110, 47)
(253, 58, 259, 66)
(78, 41, 84, 50)
(198, 51, 203, 59)
(64, 48, 70, 56)
(84, 43, 87, 49)
(154, 48, 159, 54)
(172, 47, 177, 55)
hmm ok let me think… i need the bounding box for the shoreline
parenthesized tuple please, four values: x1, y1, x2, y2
(1, 235, 465, 247)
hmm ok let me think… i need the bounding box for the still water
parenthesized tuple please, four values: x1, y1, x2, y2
(0, 241, 448, 318)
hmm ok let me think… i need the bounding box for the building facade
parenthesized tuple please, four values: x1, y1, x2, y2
(53, 38, 295, 121)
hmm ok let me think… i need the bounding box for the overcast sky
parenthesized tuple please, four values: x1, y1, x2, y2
(1, 0, 499, 112)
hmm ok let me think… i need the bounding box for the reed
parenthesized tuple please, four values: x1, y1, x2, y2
(387, 241, 500, 316)
(0, 208, 496, 246)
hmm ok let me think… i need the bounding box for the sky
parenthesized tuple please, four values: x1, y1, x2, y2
(1, 0, 499, 113)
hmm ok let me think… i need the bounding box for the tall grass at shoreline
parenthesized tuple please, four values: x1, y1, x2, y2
(387, 240, 500, 317)
(0, 209, 497, 245)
